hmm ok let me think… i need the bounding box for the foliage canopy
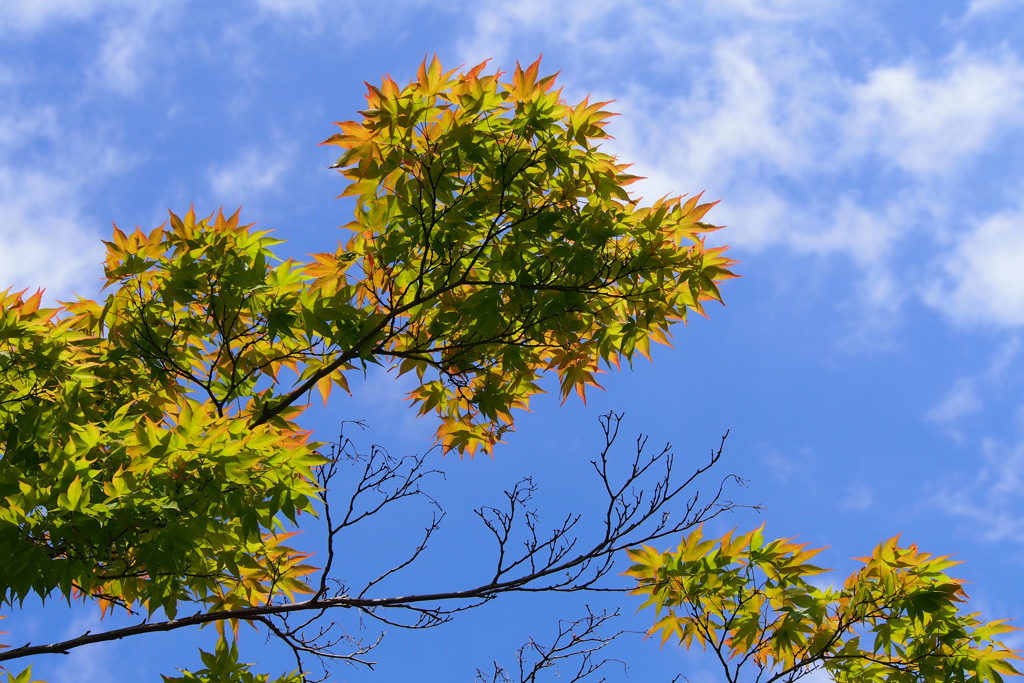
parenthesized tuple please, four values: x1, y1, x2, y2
(628, 527, 1022, 682)
(0, 56, 1017, 683)
(0, 57, 734, 681)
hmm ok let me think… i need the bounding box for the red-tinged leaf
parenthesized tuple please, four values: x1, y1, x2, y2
(363, 81, 384, 106)
(523, 57, 541, 88)
(467, 59, 490, 81)
(168, 209, 184, 233)
(316, 375, 332, 405)
(537, 69, 561, 92)
(331, 370, 351, 396)
(688, 200, 721, 223)
(381, 74, 400, 99)
(416, 58, 430, 88)
(679, 193, 700, 214)
(18, 289, 43, 316)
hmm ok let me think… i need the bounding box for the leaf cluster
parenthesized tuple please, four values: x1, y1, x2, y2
(0, 56, 735, 680)
(0, 210, 323, 621)
(161, 637, 302, 683)
(321, 56, 735, 453)
(626, 526, 1023, 682)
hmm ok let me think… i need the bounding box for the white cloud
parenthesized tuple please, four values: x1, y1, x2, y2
(452, 5, 870, 217)
(240, 0, 436, 45)
(92, 22, 150, 94)
(0, 168, 105, 298)
(0, 0, 179, 96)
(0, 0, 172, 305)
(672, 37, 824, 177)
(986, 336, 1020, 378)
(926, 377, 982, 426)
(616, 43, 1024, 330)
(695, 0, 843, 22)
(457, 0, 581, 65)
(0, 99, 124, 299)
(457, 0, 844, 66)
(925, 338, 1020, 439)
(207, 143, 295, 208)
(90, 4, 184, 95)
(847, 52, 1024, 175)
(840, 482, 874, 511)
(47, 610, 126, 683)
(456, 1, 1024, 334)
(704, 187, 793, 251)
(938, 437, 1024, 542)
(0, 0, 134, 32)
(708, 190, 909, 343)
(793, 196, 905, 265)
(925, 208, 1024, 326)
(255, 0, 323, 16)
(964, 0, 1017, 17)
(596, 32, 843, 222)
(0, 106, 58, 151)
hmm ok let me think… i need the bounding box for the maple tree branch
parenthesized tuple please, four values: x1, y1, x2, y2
(475, 606, 628, 683)
(0, 413, 740, 668)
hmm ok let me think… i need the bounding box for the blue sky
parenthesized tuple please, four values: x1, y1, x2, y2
(2, 1, 1024, 681)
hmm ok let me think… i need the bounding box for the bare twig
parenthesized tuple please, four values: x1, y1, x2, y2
(0, 413, 741, 683)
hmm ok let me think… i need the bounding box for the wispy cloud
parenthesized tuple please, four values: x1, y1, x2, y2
(937, 437, 1024, 542)
(0, 105, 58, 151)
(206, 142, 296, 209)
(0, 83, 129, 298)
(846, 51, 1024, 176)
(840, 482, 875, 511)
(928, 338, 1024, 535)
(254, 0, 323, 17)
(91, 4, 186, 96)
(457, 0, 845, 67)
(926, 377, 983, 427)
(925, 208, 1024, 327)
(455, 1, 1024, 336)
(91, 19, 151, 94)
(964, 0, 1018, 18)
(0, 0, 134, 32)
(0, 167, 105, 298)
(1, 0, 182, 96)
(46, 610, 127, 683)
(926, 337, 1019, 431)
